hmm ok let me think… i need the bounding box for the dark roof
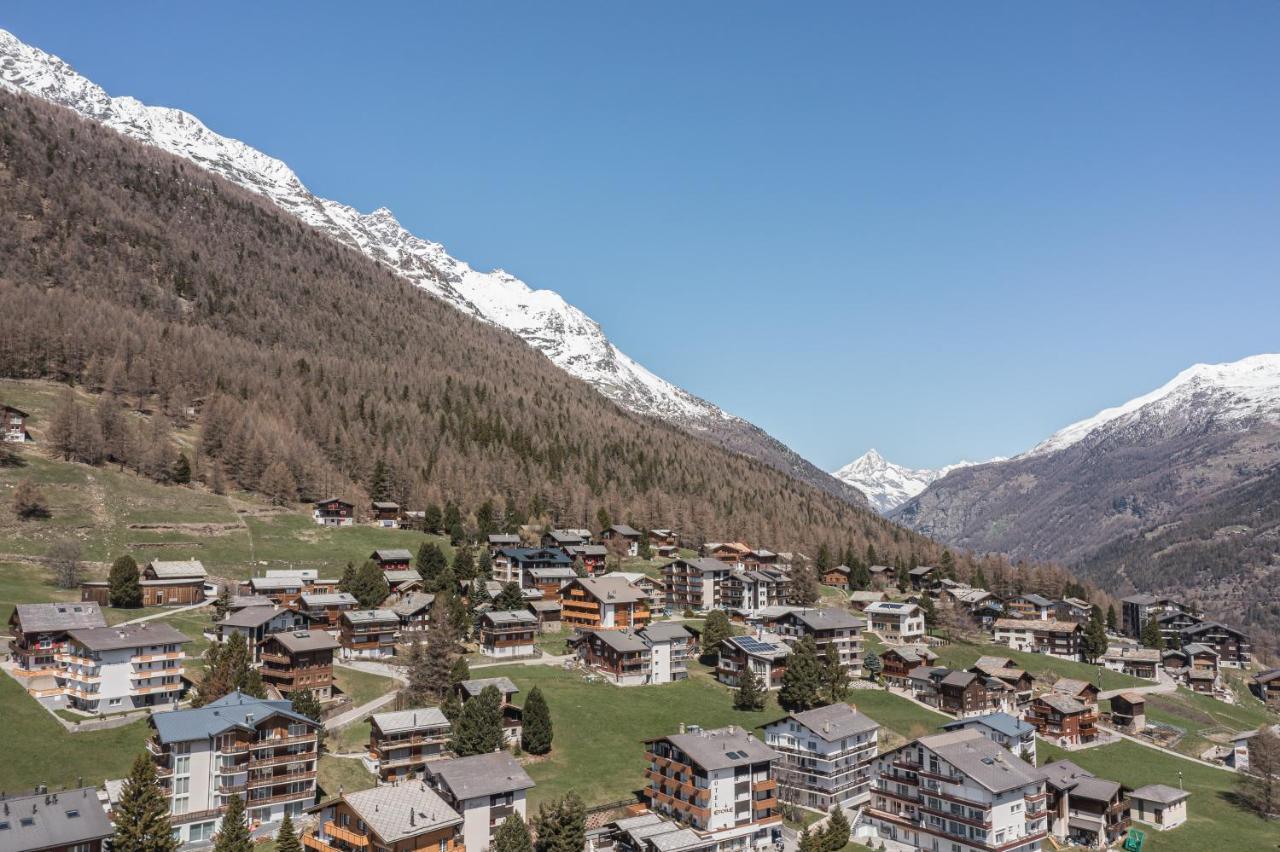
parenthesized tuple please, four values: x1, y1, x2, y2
(916, 729, 1043, 793)
(1040, 760, 1121, 801)
(498, 547, 572, 565)
(605, 524, 643, 537)
(269, 629, 339, 653)
(1253, 668, 1280, 685)
(11, 602, 105, 633)
(66, 623, 189, 651)
(427, 752, 534, 800)
(372, 548, 414, 561)
(942, 712, 1034, 739)
(783, 607, 865, 632)
(588, 629, 650, 653)
(0, 787, 112, 852)
(641, 622, 692, 642)
(459, 677, 519, 697)
(151, 691, 313, 744)
(220, 606, 292, 628)
(568, 575, 647, 604)
(1036, 693, 1088, 714)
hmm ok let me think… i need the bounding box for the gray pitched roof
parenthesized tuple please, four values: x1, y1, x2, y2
(589, 629, 651, 653)
(151, 691, 312, 744)
(1037, 692, 1088, 714)
(67, 623, 189, 651)
(146, 559, 207, 579)
(269, 629, 339, 654)
(1131, 783, 1191, 804)
(343, 780, 461, 843)
(654, 726, 779, 771)
(371, 707, 450, 735)
(785, 607, 865, 631)
(459, 677, 518, 698)
(372, 549, 414, 561)
(483, 609, 537, 625)
(942, 712, 1034, 739)
(393, 592, 436, 617)
(570, 575, 647, 604)
(1040, 760, 1121, 801)
(301, 592, 358, 607)
(606, 524, 642, 537)
(527, 599, 562, 613)
(885, 644, 936, 664)
(641, 622, 692, 642)
(427, 752, 534, 800)
(229, 594, 276, 610)
(0, 787, 113, 852)
(220, 606, 293, 628)
(918, 729, 1043, 793)
(343, 608, 398, 624)
(776, 703, 880, 741)
(11, 602, 105, 633)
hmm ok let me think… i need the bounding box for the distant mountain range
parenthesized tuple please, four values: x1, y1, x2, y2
(831, 450, 995, 514)
(0, 28, 864, 508)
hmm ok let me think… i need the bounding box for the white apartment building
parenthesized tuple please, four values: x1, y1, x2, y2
(149, 691, 322, 844)
(864, 602, 926, 643)
(426, 751, 535, 852)
(993, 619, 1083, 661)
(868, 728, 1048, 852)
(643, 622, 693, 684)
(763, 703, 880, 811)
(59, 623, 189, 713)
(772, 608, 865, 676)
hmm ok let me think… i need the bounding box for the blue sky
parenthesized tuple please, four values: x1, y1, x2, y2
(6, 3, 1279, 470)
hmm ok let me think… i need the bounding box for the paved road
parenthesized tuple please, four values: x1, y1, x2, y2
(117, 598, 212, 625)
(472, 653, 574, 670)
(324, 660, 409, 731)
(1097, 669, 1177, 700)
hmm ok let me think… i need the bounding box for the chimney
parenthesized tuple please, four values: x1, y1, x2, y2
(409, 807, 415, 827)
(679, 723, 685, 734)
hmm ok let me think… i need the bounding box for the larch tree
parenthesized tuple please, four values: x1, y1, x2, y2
(111, 752, 179, 852)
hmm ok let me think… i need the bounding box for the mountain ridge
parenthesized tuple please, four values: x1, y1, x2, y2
(831, 449, 991, 513)
(0, 27, 865, 507)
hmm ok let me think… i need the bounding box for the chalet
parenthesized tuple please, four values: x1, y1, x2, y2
(848, 590, 886, 610)
(371, 501, 401, 528)
(904, 665, 950, 705)
(393, 592, 436, 634)
(384, 569, 424, 598)
(425, 752, 535, 852)
(863, 601, 926, 643)
(2, 403, 31, 442)
(228, 594, 276, 611)
(878, 645, 938, 687)
(259, 628, 339, 699)
(512, 601, 558, 639)
(648, 528, 679, 548)
(1109, 692, 1146, 733)
(477, 610, 538, 658)
(574, 628, 653, 686)
(0, 786, 112, 851)
(8, 601, 106, 679)
(217, 606, 308, 658)
(1120, 594, 1185, 638)
(969, 656, 1034, 709)
(523, 565, 578, 598)
(150, 691, 321, 841)
(599, 524, 643, 556)
(1101, 646, 1161, 680)
(941, 712, 1037, 765)
(565, 543, 608, 573)
(655, 545, 679, 559)
(743, 549, 780, 569)
(297, 592, 358, 628)
(764, 703, 880, 809)
(371, 548, 414, 571)
(701, 541, 752, 565)
(971, 599, 1006, 629)
(304, 780, 463, 852)
(486, 533, 521, 555)
(1006, 593, 1056, 621)
(608, 571, 666, 610)
(1250, 668, 1280, 708)
(820, 564, 852, 589)
(717, 632, 790, 690)
(365, 707, 452, 782)
(493, 547, 571, 586)
(339, 609, 398, 659)
(313, 496, 355, 527)
(1129, 784, 1189, 831)
(993, 618, 1083, 661)
(456, 677, 522, 745)
(1051, 678, 1100, 709)
(1041, 759, 1130, 849)
(1055, 597, 1094, 624)
(867, 564, 892, 581)
(241, 571, 333, 607)
(906, 565, 935, 590)
(771, 607, 864, 675)
(1155, 609, 1203, 648)
(1028, 692, 1098, 746)
(936, 670, 1015, 718)
(139, 559, 208, 606)
(542, 528, 590, 549)
(643, 726, 782, 844)
(663, 557, 733, 612)
(560, 575, 651, 631)
(1176, 621, 1251, 667)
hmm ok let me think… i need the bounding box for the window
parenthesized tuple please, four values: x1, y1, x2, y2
(439, 840, 448, 852)
(109, 698, 122, 707)
(172, 796, 189, 815)
(70, 845, 93, 852)
(174, 777, 190, 795)
(190, 822, 216, 842)
(174, 756, 191, 776)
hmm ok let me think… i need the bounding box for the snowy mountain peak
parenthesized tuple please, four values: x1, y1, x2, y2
(1026, 353, 1280, 457)
(832, 450, 993, 514)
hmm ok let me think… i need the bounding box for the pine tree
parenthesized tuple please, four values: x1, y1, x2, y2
(422, 596, 461, 701)
(108, 554, 143, 608)
(291, 688, 325, 750)
(533, 792, 587, 852)
(404, 638, 434, 707)
(700, 610, 732, 661)
(476, 549, 493, 580)
(111, 752, 179, 852)
(522, 685, 554, 755)
(571, 557, 587, 578)
(815, 544, 833, 573)
(337, 561, 357, 594)
(195, 632, 262, 705)
(213, 793, 252, 852)
(171, 453, 192, 484)
(349, 559, 390, 607)
(451, 685, 504, 755)
(822, 804, 850, 852)
(449, 656, 472, 687)
(734, 663, 766, 711)
(212, 584, 232, 622)
(788, 559, 820, 606)
(596, 507, 611, 531)
(453, 546, 477, 582)
(494, 581, 526, 611)
(918, 593, 936, 632)
(779, 636, 823, 711)
(416, 542, 448, 586)
(368, 458, 391, 502)
(1106, 604, 1117, 632)
(441, 690, 463, 724)
(864, 544, 878, 567)
(275, 811, 302, 852)
(863, 652, 882, 683)
(492, 813, 534, 852)
(476, 500, 499, 538)
(423, 503, 443, 533)
(850, 561, 871, 590)
(1083, 606, 1108, 662)
(820, 645, 850, 705)
(1140, 615, 1165, 650)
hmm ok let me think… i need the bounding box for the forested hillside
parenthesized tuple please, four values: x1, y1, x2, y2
(0, 88, 907, 557)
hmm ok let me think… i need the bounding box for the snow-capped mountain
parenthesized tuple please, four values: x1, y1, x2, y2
(0, 28, 864, 506)
(832, 450, 987, 513)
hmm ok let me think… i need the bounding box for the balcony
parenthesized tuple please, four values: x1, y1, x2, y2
(323, 821, 371, 847)
(248, 769, 317, 789)
(246, 789, 316, 809)
(249, 750, 318, 768)
(135, 651, 185, 663)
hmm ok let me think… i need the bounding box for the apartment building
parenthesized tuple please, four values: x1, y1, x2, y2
(643, 725, 782, 851)
(992, 619, 1083, 661)
(493, 547, 572, 586)
(763, 703, 880, 810)
(216, 606, 309, 659)
(941, 713, 1038, 766)
(1177, 621, 1251, 667)
(58, 623, 189, 713)
(425, 752, 535, 852)
(149, 691, 321, 844)
(771, 608, 864, 676)
(1041, 760, 1129, 849)
(364, 707, 452, 782)
(1004, 594, 1055, 621)
(717, 633, 791, 690)
(573, 622, 694, 686)
(560, 576, 651, 631)
(0, 786, 113, 852)
(1120, 594, 1185, 638)
(721, 569, 791, 615)
(303, 780, 464, 852)
(478, 610, 538, 658)
(970, 657, 1035, 710)
(867, 728, 1048, 852)
(663, 558, 733, 613)
(863, 602, 926, 643)
(339, 609, 398, 659)
(643, 621, 693, 683)
(297, 592, 358, 629)
(1101, 647, 1161, 680)
(259, 629, 339, 700)
(8, 601, 106, 678)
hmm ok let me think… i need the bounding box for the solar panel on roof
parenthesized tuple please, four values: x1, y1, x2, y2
(736, 637, 778, 654)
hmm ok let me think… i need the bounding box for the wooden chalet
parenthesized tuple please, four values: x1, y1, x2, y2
(259, 628, 339, 700)
(339, 609, 398, 659)
(599, 524, 643, 556)
(366, 707, 451, 782)
(139, 559, 208, 606)
(313, 496, 355, 527)
(878, 645, 938, 686)
(821, 564, 853, 589)
(477, 610, 538, 658)
(2, 403, 31, 443)
(371, 500, 401, 527)
(371, 548, 413, 571)
(303, 781, 463, 852)
(559, 575, 651, 631)
(1028, 693, 1098, 746)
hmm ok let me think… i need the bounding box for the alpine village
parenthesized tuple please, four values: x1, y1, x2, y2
(1, 15, 1279, 852)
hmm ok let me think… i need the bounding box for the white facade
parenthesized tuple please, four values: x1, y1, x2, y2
(763, 706, 879, 811)
(59, 633, 186, 713)
(864, 602, 926, 642)
(458, 790, 527, 852)
(647, 634, 690, 684)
